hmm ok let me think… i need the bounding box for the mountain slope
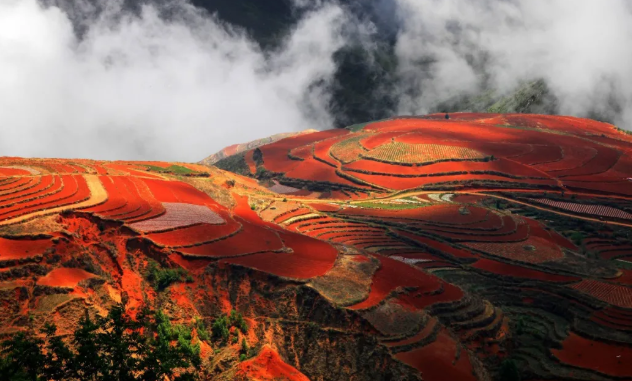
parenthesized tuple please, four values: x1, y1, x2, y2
(200, 130, 317, 166)
(1, 114, 632, 380)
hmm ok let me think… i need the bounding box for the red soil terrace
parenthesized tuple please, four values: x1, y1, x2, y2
(1, 114, 632, 381)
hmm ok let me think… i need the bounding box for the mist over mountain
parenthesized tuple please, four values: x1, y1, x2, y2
(1, 0, 631, 161)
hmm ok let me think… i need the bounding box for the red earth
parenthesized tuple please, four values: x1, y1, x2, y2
(1, 114, 632, 381)
(236, 345, 310, 381)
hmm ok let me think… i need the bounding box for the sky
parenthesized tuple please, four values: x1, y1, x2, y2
(0, 0, 346, 161)
(393, 0, 632, 124)
(1, 0, 631, 161)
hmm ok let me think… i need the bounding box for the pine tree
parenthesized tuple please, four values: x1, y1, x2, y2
(73, 310, 105, 380)
(0, 303, 202, 381)
(41, 323, 74, 381)
(0, 330, 44, 381)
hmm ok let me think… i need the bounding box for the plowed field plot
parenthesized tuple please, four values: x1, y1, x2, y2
(0, 175, 90, 221)
(288, 144, 313, 161)
(472, 259, 580, 283)
(530, 198, 632, 220)
(259, 129, 349, 173)
(536, 145, 597, 172)
(268, 183, 302, 194)
(511, 144, 564, 165)
(338, 204, 488, 225)
(82, 176, 128, 215)
(348, 256, 444, 310)
(130, 203, 225, 232)
(345, 171, 556, 190)
(143, 179, 220, 206)
(176, 218, 283, 258)
(394, 231, 477, 259)
(329, 134, 369, 164)
(564, 180, 632, 197)
(344, 156, 549, 179)
(0, 175, 55, 207)
(360, 131, 402, 150)
(222, 230, 338, 279)
(285, 157, 361, 187)
(551, 144, 621, 178)
(0, 237, 52, 261)
(569, 279, 632, 308)
(394, 330, 478, 381)
(0, 166, 40, 175)
(105, 163, 164, 179)
(552, 333, 632, 377)
(36, 267, 96, 288)
(0, 177, 37, 193)
(145, 218, 241, 247)
(363, 142, 486, 165)
(95, 177, 152, 221)
(465, 237, 563, 263)
(432, 218, 530, 243)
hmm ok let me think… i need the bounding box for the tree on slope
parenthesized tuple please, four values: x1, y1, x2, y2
(0, 303, 201, 381)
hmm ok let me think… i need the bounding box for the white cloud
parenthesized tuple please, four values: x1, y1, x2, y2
(393, 0, 632, 128)
(0, 0, 346, 161)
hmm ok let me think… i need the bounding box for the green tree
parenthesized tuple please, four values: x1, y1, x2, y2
(98, 304, 142, 381)
(72, 311, 105, 380)
(499, 359, 521, 381)
(0, 303, 201, 381)
(146, 261, 189, 291)
(229, 310, 248, 334)
(240, 338, 249, 355)
(212, 315, 229, 342)
(0, 330, 44, 381)
(41, 323, 74, 381)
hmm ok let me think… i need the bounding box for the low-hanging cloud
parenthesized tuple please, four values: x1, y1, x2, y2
(393, 0, 632, 128)
(0, 0, 347, 161)
(3, 0, 632, 163)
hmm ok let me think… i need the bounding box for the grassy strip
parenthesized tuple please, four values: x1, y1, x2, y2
(353, 201, 428, 210)
(145, 164, 199, 175)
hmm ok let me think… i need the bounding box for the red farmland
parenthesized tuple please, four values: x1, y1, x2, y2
(0, 113, 631, 381)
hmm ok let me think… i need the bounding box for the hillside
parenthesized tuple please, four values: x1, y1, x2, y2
(200, 130, 317, 167)
(1, 114, 632, 380)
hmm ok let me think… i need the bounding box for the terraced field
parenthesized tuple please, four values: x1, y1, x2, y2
(2, 113, 632, 380)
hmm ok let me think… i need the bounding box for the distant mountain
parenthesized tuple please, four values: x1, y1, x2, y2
(436, 80, 556, 114)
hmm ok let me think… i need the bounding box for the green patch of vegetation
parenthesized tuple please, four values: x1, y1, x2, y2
(211, 315, 230, 341)
(345, 122, 368, 132)
(145, 164, 199, 175)
(229, 310, 249, 334)
(498, 359, 521, 381)
(214, 153, 251, 176)
(615, 259, 632, 270)
(145, 260, 191, 291)
(195, 317, 210, 342)
(211, 310, 249, 344)
(354, 201, 427, 210)
(240, 338, 249, 355)
(569, 231, 585, 246)
(0, 304, 201, 381)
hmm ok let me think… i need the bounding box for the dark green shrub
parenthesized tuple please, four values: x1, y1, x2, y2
(229, 310, 248, 334)
(211, 316, 229, 341)
(195, 318, 210, 342)
(498, 359, 521, 381)
(145, 261, 190, 291)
